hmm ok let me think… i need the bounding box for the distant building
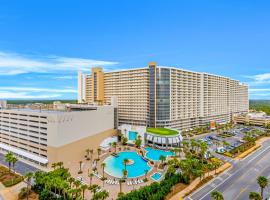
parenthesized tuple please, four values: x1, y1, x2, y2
(233, 112, 270, 126)
(0, 104, 117, 168)
(78, 62, 249, 131)
(0, 100, 7, 109)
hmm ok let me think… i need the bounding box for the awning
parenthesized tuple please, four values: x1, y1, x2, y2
(0, 143, 48, 164)
(99, 136, 118, 150)
(161, 138, 166, 144)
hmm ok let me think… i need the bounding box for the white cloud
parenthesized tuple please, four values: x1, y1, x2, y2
(253, 73, 270, 82)
(54, 75, 75, 80)
(0, 51, 118, 75)
(245, 73, 270, 86)
(249, 88, 270, 92)
(0, 86, 77, 93)
(0, 91, 61, 99)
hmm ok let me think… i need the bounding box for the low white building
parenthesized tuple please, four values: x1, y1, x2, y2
(0, 105, 117, 168)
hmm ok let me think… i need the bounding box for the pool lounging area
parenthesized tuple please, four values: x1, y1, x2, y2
(145, 147, 175, 161)
(151, 172, 162, 181)
(103, 151, 151, 178)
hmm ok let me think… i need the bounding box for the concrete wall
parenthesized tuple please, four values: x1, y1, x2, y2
(47, 106, 115, 147)
(47, 128, 117, 167)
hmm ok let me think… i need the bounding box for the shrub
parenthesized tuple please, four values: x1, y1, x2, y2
(117, 172, 182, 200)
(18, 187, 30, 199)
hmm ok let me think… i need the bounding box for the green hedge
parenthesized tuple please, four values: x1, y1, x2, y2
(117, 172, 189, 200)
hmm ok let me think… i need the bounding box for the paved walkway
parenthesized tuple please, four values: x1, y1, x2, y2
(0, 182, 26, 200)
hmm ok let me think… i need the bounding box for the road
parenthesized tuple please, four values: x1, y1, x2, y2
(186, 139, 270, 200)
(0, 153, 39, 175)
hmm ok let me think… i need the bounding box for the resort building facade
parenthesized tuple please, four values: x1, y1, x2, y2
(0, 104, 117, 168)
(233, 112, 270, 127)
(78, 62, 249, 131)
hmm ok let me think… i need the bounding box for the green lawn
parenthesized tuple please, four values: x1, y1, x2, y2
(146, 127, 178, 135)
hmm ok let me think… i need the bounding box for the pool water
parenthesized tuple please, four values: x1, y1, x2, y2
(151, 172, 162, 181)
(103, 151, 151, 178)
(145, 147, 175, 161)
(128, 131, 138, 141)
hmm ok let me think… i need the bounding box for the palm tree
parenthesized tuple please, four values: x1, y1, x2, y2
(159, 155, 166, 164)
(4, 152, 13, 172)
(101, 163, 106, 178)
(124, 128, 127, 137)
(122, 169, 128, 179)
(89, 184, 100, 197)
(57, 161, 64, 169)
(257, 176, 268, 199)
(88, 172, 94, 186)
(112, 142, 117, 153)
(24, 172, 33, 200)
(119, 179, 124, 194)
(78, 161, 83, 174)
(81, 184, 88, 200)
(11, 156, 18, 173)
(249, 192, 262, 200)
(74, 180, 81, 189)
(90, 149, 94, 163)
(144, 169, 148, 180)
(68, 177, 75, 188)
(211, 191, 224, 200)
(97, 148, 102, 160)
(123, 158, 129, 170)
(199, 142, 208, 161)
(86, 149, 91, 160)
(51, 162, 57, 170)
(98, 190, 109, 200)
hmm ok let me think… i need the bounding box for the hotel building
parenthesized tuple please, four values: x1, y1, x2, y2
(78, 62, 249, 130)
(0, 104, 117, 168)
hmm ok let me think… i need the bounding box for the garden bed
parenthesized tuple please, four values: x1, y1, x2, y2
(0, 165, 23, 187)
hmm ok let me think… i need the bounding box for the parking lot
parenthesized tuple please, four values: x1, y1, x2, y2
(193, 124, 267, 155)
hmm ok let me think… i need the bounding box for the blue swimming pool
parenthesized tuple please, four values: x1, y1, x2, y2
(145, 147, 175, 161)
(103, 151, 151, 178)
(128, 131, 137, 141)
(151, 172, 162, 181)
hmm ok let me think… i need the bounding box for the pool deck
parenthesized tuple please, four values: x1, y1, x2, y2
(67, 144, 164, 200)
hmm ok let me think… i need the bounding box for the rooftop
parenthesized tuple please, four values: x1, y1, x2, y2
(146, 127, 178, 136)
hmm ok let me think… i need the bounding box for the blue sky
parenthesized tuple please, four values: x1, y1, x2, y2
(0, 0, 270, 99)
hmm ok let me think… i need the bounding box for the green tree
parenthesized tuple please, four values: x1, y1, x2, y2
(11, 155, 18, 173)
(93, 190, 109, 200)
(88, 172, 94, 186)
(101, 162, 106, 178)
(144, 169, 148, 181)
(135, 136, 142, 148)
(78, 161, 83, 174)
(90, 149, 94, 163)
(123, 158, 129, 170)
(24, 172, 33, 200)
(122, 169, 128, 179)
(81, 184, 88, 200)
(97, 148, 102, 160)
(249, 192, 262, 200)
(159, 155, 166, 164)
(211, 191, 224, 200)
(121, 136, 128, 145)
(4, 152, 14, 172)
(86, 148, 91, 160)
(112, 142, 117, 153)
(257, 176, 268, 199)
(89, 184, 101, 197)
